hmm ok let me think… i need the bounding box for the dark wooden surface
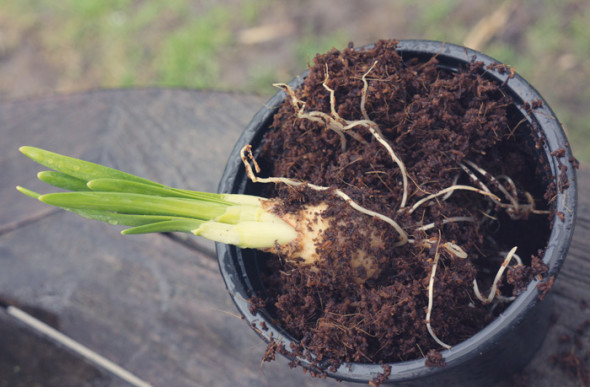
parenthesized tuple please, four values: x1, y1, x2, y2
(0, 89, 588, 386)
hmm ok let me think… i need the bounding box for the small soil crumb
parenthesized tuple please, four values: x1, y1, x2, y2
(551, 148, 566, 158)
(531, 253, 549, 277)
(550, 352, 590, 386)
(425, 349, 446, 368)
(369, 364, 392, 386)
(531, 99, 543, 109)
(262, 339, 286, 363)
(262, 340, 278, 362)
(507, 265, 532, 296)
(570, 157, 580, 169)
(536, 275, 555, 301)
(248, 295, 266, 315)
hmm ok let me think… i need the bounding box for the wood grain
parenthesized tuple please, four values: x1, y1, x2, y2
(0, 89, 588, 386)
(0, 89, 338, 387)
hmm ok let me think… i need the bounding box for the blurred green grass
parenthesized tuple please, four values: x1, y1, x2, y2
(0, 0, 588, 160)
(0, 0, 252, 89)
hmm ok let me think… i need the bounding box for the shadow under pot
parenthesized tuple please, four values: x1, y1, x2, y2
(217, 39, 577, 386)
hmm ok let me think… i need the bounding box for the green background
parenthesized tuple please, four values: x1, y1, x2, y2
(1, 0, 588, 160)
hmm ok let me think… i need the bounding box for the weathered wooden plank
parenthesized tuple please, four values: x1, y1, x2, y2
(0, 89, 340, 386)
(0, 307, 115, 387)
(0, 89, 588, 386)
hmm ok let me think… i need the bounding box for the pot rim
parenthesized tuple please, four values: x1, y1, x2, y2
(217, 39, 577, 383)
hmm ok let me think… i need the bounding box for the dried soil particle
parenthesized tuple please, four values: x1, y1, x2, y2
(248, 295, 266, 315)
(506, 264, 532, 296)
(549, 319, 590, 386)
(425, 349, 446, 368)
(537, 275, 555, 301)
(254, 40, 553, 370)
(550, 352, 590, 385)
(369, 365, 392, 386)
(551, 148, 566, 158)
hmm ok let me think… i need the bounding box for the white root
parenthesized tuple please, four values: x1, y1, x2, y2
(240, 145, 409, 246)
(497, 174, 519, 200)
(409, 237, 468, 259)
(331, 189, 409, 247)
(360, 61, 378, 122)
(274, 62, 411, 209)
(458, 162, 491, 193)
(426, 236, 452, 349)
(441, 242, 468, 259)
(273, 83, 351, 150)
(361, 61, 409, 208)
(463, 160, 518, 209)
(409, 185, 501, 214)
(415, 216, 475, 232)
(369, 126, 410, 208)
(460, 161, 550, 219)
(524, 191, 551, 215)
(441, 174, 461, 201)
(495, 294, 516, 303)
(473, 246, 519, 304)
(505, 251, 523, 266)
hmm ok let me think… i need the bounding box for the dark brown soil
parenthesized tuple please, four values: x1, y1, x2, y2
(251, 40, 552, 373)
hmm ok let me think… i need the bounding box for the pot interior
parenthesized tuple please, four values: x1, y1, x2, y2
(217, 40, 577, 384)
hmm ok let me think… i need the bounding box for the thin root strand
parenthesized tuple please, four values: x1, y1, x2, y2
(426, 234, 452, 349)
(473, 246, 519, 304)
(408, 185, 501, 214)
(240, 145, 409, 246)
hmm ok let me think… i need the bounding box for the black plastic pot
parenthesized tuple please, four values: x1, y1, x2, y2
(216, 40, 577, 385)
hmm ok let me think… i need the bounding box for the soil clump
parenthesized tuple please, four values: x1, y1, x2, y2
(250, 40, 552, 372)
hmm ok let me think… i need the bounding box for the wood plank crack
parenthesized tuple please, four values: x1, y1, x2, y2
(0, 208, 60, 237)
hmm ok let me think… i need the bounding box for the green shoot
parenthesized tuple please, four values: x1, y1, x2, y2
(17, 146, 297, 249)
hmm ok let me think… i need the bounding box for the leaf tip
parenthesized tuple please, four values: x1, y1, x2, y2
(16, 186, 41, 199)
(19, 146, 37, 157)
(19, 146, 49, 164)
